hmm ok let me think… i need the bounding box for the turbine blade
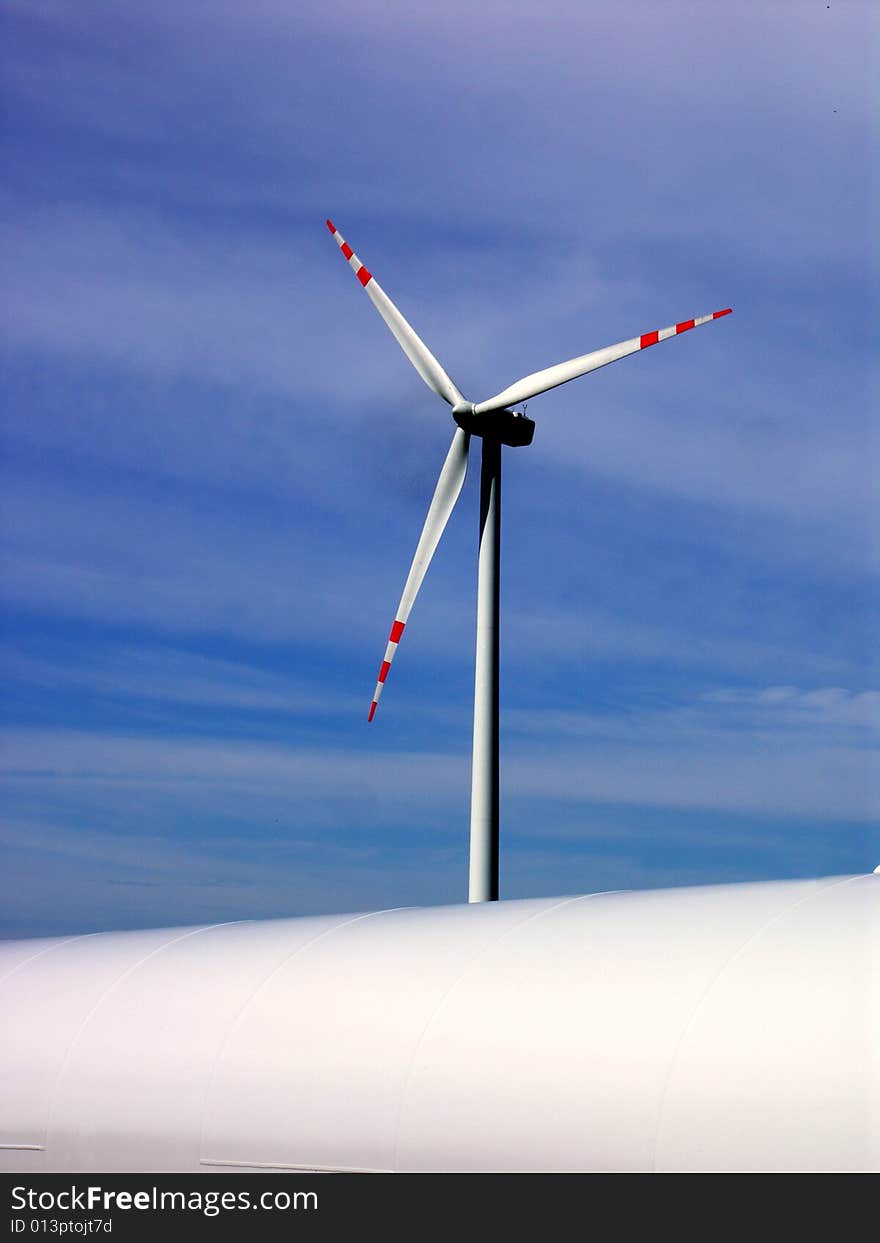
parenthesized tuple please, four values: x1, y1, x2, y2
(368, 427, 470, 721)
(473, 308, 732, 414)
(326, 219, 464, 408)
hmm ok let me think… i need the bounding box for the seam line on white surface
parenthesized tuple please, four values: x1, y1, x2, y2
(391, 892, 617, 1172)
(650, 874, 865, 1173)
(42, 922, 233, 1160)
(0, 933, 98, 989)
(198, 907, 411, 1168)
(201, 1158, 392, 1173)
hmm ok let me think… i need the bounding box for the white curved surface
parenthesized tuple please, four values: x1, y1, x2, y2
(1, 874, 877, 1172)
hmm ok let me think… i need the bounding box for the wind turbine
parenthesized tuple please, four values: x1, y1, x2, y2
(327, 219, 731, 904)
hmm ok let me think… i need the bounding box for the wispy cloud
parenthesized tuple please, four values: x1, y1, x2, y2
(700, 685, 880, 729)
(1, 0, 875, 934)
(1, 644, 360, 716)
(2, 686, 875, 822)
(3, 198, 872, 551)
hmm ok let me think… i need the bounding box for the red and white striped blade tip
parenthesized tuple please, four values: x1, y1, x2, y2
(326, 218, 372, 288)
(639, 307, 732, 348)
(367, 619, 406, 722)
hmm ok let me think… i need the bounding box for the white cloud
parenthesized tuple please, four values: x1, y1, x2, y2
(1, 704, 875, 824)
(1, 645, 360, 716)
(702, 685, 880, 729)
(503, 606, 858, 680)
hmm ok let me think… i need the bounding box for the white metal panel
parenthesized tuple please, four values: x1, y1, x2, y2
(396, 876, 851, 1170)
(0, 934, 92, 985)
(41, 912, 358, 1172)
(655, 874, 879, 1171)
(1, 875, 877, 1173)
(1, 924, 211, 1162)
(202, 897, 564, 1172)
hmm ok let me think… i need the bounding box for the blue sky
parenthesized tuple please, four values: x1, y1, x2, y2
(1, 0, 877, 937)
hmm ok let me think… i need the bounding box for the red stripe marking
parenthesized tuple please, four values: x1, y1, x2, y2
(675, 319, 695, 334)
(340, 241, 353, 260)
(389, 620, 405, 643)
(640, 330, 659, 348)
(378, 660, 391, 683)
(713, 308, 732, 318)
(357, 266, 372, 287)
(326, 219, 336, 233)
(368, 701, 377, 722)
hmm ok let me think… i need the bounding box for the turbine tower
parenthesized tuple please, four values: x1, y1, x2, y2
(327, 219, 731, 903)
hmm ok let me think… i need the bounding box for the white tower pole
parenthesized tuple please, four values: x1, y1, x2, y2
(469, 435, 501, 902)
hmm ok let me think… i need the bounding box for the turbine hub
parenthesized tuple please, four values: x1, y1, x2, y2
(452, 405, 535, 447)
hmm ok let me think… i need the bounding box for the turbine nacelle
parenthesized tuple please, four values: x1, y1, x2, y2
(452, 401, 535, 447)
